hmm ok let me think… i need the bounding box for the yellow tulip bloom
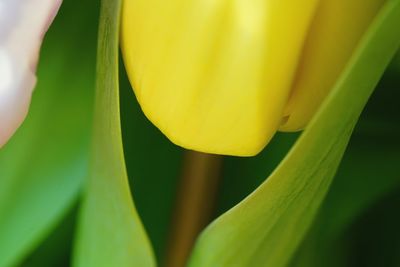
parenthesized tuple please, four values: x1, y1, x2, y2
(122, 0, 384, 156)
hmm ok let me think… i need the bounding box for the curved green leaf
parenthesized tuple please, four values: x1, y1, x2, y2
(288, 56, 400, 267)
(0, 1, 98, 266)
(72, 0, 156, 266)
(188, 1, 400, 267)
(119, 65, 184, 260)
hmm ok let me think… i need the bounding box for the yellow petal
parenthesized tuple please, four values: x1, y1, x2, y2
(280, 0, 385, 131)
(122, 0, 319, 156)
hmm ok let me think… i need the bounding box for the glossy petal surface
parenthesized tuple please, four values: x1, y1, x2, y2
(122, 0, 319, 156)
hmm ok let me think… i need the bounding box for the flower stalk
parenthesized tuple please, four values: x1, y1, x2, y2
(164, 151, 222, 267)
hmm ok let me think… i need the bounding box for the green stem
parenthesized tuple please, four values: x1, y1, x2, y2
(164, 151, 222, 267)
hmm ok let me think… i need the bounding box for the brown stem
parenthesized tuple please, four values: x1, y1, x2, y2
(164, 151, 222, 267)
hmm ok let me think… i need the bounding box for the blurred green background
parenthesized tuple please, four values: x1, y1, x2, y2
(0, 0, 399, 266)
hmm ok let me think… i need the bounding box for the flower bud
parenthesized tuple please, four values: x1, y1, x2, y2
(122, 0, 384, 156)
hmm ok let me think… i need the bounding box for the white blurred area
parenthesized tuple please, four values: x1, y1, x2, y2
(0, 0, 61, 147)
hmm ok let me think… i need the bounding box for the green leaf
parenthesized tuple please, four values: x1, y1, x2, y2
(119, 62, 184, 260)
(0, 1, 98, 266)
(288, 56, 400, 267)
(21, 204, 79, 267)
(289, 137, 400, 267)
(72, 0, 156, 266)
(188, 1, 400, 267)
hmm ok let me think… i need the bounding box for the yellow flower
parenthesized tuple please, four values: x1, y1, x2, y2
(121, 0, 384, 156)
